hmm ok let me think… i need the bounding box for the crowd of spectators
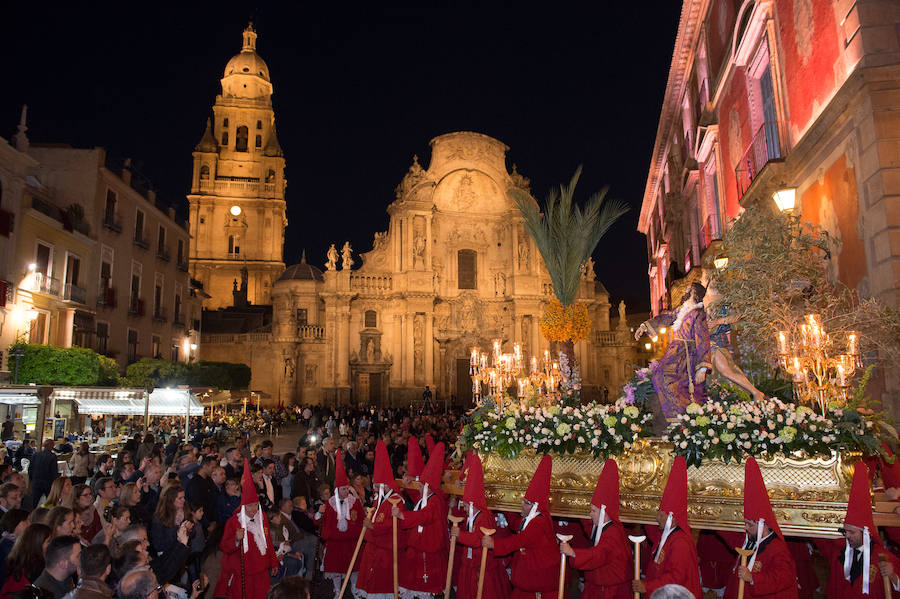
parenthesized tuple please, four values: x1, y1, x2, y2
(0, 404, 466, 599)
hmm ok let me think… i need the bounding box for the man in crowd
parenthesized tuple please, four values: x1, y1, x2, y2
(83, 476, 117, 542)
(0, 482, 22, 513)
(559, 459, 631, 598)
(28, 438, 59, 508)
(186, 455, 218, 530)
(256, 440, 288, 485)
(317, 437, 337, 489)
(71, 543, 113, 599)
(35, 535, 80, 598)
(484, 455, 560, 599)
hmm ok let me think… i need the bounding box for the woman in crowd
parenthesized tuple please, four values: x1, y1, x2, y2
(280, 453, 296, 501)
(0, 523, 51, 597)
(41, 476, 72, 508)
(151, 485, 190, 556)
(92, 504, 131, 555)
(67, 483, 93, 512)
(67, 442, 93, 485)
(46, 506, 75, 538)
(73, 505, 92, 546)
(0, 510, 29, 574)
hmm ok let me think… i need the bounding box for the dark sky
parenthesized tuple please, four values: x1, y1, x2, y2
(5, 3, 680, 313)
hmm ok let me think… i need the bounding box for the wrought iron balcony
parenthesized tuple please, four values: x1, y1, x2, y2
(102, 216, 122, 233)
(97, 286, 117, 308)
(133, 234, 149, 249)
(176, 260, 189, 272)
(698, 213, 722, 252)
(173, 313, 185, 327)
(33, 272, 60, 296)
(157, 247, 171, 262)
(128, 298, 145, 316)
(152, 307, 167, 323)
(735, 120, 784, 198)
(62, 283, 87, 304)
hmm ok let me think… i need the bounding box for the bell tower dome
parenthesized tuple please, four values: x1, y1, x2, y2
(187, 23, 288, 310)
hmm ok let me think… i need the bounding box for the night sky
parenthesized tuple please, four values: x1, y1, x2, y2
(5, 3, 681, 313)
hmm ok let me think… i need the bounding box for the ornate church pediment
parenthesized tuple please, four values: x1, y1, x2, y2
(394, 155, 434, 201)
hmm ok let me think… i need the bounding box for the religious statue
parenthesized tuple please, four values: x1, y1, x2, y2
(618, 300, 627, 328)
(413, 233, 426, 267)
(635, 282, 712, 420)
(581, 257, 596, 281)
(283, 356, 295, 380)
(413, 314, 424, 379)
(517, 235, 530, 270)
(325, 244, 338, 271)
(704, 277, 765, 402)
(341, 242, 354, 270)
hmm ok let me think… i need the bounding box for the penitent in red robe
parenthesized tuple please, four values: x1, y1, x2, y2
(722, 534, 798, 599)
(492, 512, 561, 599)
(456, 509, 510, 599)
(356, 493, 406, 595)
(214, 512, 280, 599)
(569, 521, 632, 599)
(818, 537, 900, 599)
(317, 495, 365, 573)
(399, 492, 450, 593)
(644, 528, 702, 599)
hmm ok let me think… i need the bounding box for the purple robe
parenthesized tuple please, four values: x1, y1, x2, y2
(646, 306, 712, 419)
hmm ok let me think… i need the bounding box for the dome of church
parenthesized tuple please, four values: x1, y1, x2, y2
(278, 257, 323, 282)
(223, 24, 270, 82)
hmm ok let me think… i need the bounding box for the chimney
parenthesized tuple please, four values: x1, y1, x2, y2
(168, 207, 176, 220)
(121, 158, 132, 185)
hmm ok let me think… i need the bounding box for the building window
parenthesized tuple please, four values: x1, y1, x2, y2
(130, 272, 141, 313)
(200, 165, 210, 180)
(256, 120, 262, 129)
(255, 134, 262, 148)
(364, 310, 377, 328)
(35, 242, 52, 276)
(157, 225, 166, 255)
(96, 322, 109, 354)
(127, 329, 138, 363)
(223, 118, 229, 128)
(174, 293, 182, 324)
(135, 210, 145, 243)
(296, 308, 308, 326)
(104, 189, 117, 224)
(154, 273, 164, 317)
(221, 132, 228, 146)
(177, 239, 185, 264)
(171, 344, 180, 362)
(151, 335, 161, 359)
(64, 252, 81, 287)
(457, 250, 477, 289)
(228, 235, 240, 256)
(29, 311, 48, 344)
(235, 126, 249, 152)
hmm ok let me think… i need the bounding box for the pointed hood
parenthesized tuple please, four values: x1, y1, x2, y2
(374, 440, 398, 493)
(462, 452, 488, 511)
(425, 434, 436, 455)
(659, 456, 690, 533)
(420, 442, 445, 490)
(407, 436, 425, 479)
(591, 459, 621, 523)
(743, 458, 782, 539)
(524, 455, 553, 515)
(334, 449, 349, 488)
(845, 462, 879, 544)
(239, 458, 257, 508)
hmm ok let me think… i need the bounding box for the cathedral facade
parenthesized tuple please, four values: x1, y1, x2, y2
(196, 28, 636, 407)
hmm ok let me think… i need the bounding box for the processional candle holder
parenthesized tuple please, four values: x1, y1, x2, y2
(470, 341, 561, 411)
(776, 314, 859, 415)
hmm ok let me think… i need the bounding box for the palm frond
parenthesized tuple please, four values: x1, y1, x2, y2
(509, 166, 629, 305)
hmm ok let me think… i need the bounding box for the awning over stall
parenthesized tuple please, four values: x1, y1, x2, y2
(0, 387, 41, 406)
(51, 387, 204, 416)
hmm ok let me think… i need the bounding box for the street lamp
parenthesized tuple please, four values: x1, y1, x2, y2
(772, 188, 797, 213)
(9, 346, 24, 384)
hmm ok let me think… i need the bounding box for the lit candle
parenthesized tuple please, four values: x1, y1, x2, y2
(792, 357, 803, 382)
(517, 379, 524, 398)
(837, 363, 847, 387)
(480, 353, 487, 369)
(530, 356, 538, 374)
(514, 344, 521, 359)
(544, 349, 550, 364)
(778, 331, 789, 355)
(847, 332, 859, 357)
(471, 347, 478, 366)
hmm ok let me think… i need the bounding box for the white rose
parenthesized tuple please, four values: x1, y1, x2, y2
(680, 441, 688, 449)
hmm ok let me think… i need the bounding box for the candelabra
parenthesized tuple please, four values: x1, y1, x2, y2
(776, 314, 860, 415)
(470, 341, 560, 410)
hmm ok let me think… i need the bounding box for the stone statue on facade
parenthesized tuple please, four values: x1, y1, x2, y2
(518, 234, 530, 271)
(341, 242, 354, 269)
(618, 300, 628, 329)
(581, 256, 597, 281)
(325, 244, 338, 271)
(283, 356, 295, 380)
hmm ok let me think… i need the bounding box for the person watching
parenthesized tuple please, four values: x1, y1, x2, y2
(34, 535, 80, 599)
(70, 544, 112, 599)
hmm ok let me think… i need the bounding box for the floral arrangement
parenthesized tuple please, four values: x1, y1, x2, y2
(540, 299, 592, 342)
(459, 398, 652, 459)
(665, 377, 895, 467)
(620, 366, 655, 408)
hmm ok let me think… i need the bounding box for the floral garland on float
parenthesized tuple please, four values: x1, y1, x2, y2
(665, 371, 897, 468)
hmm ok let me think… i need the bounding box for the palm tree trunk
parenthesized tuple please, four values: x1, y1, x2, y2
(559, 339, 575, 368)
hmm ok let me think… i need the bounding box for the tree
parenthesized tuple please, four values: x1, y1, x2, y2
(122, 358, 250, 390)
(509, 166, 628, 359)
(9, 343, 120, 386)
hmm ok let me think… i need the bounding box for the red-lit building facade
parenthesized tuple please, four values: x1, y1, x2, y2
(640, 0, 900, 405)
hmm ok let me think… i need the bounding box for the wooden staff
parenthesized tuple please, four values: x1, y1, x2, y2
(556, 534, 573, 599)
(388, 496, 402, 599)
(476, 527, 496, 599)
(445, 515, 464, 597)
(238, 528, 247, 599)
(337, 506, 375, 599)
(880, 554, 893, 598)
(734, 547, 755, 599)
(628, 535, 645, 599)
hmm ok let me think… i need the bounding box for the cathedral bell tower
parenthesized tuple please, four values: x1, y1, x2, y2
(187, 23, 287, 309)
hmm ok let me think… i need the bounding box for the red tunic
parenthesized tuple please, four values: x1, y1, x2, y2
(492, 512, 560, 599)
(569, 522, 632, 599)
(818, 538, 900, 599)
(213, 511, 279, 599)
(644, 528, 702, 599)
(456, 509, 511, 599)
(722, 535, 798, 599)
(786, 540, 817, 599)
(317, 495, 365, 573)
(357, 493, 407, 595)
(697, 531, 738, 590)
(399, 493, 450, 593)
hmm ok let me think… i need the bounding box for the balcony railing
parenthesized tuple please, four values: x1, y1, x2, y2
(176, 260, 189, 272)
(735, 120, 784, 197)
(173, 313, 185, 327)
(128, 298, 145, 316)
(133, 234, 149, 249)
(102, 216, 122, 233)
(62, 283, 87, 304)
(97, 286, 117, 308)
(33, 272, 60, 296)
(699, 213, 722, 251)
(152, 307, 167, 323)
(157, 247, 171, 262)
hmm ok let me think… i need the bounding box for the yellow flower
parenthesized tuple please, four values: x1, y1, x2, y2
(540, 299, 592, 342)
